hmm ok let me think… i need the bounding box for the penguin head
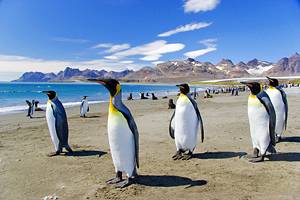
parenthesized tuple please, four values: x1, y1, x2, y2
(266, 76, 279, 87)
(88, 78, 120, 97)
(176, 83, 190, 94)
(241, 82, 261, 95)
(42, 90, 56, 100)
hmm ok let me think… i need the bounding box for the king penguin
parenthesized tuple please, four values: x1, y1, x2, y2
(169, 83, 204, 160)
(265, 77, 288, 142)
(88, 79, 139, 188)
(241, 82, 276, 162)
(80, 96, 89, 118)
(42, 91, 73, 157)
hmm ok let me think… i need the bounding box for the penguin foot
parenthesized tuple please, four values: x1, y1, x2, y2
(106, 177, 122, 184)
(245, 154, 258, 159)
(115, 178, 133, 188)
(65, 146, 73, 153)
(106, 172, 123, 184)
(249, 156, 264, 163)
(245, 148, 259, 159)
(182, 151, 193, 160)
(172, 151, 183, 160)
(47, 151, 61, 157)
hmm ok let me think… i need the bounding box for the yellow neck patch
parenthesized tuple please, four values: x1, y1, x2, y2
(249, 94, 256, 99)
(109, 97, 118, 113)
(269, 86, 276, 90)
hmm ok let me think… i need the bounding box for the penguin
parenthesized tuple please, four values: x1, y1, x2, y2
(169, 83, 204, 160)
(88, 79, 139, 188)
(30, 100, 35, 117)
(80, 96, 89, 118)
(265, 77, 288, 142)
(42, 91, 73, 157)
(241, 82, 276, 162)
(26, 100, 33, 118)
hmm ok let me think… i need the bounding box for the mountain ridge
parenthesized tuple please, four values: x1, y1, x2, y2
(13, 53, 300, 83)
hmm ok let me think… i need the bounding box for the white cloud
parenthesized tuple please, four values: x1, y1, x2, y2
(104, 55, 119, 60)
(52, 37, 89, 44)
(152, 61, 164, 65)
(109, 40, 185, 61)
(184, 47, 216, 58)
(199, 38, 217, 48)
(119, 60, 134, 64)
(184, 38, 217, 58)
(184, 0, 220, 13)
(92, 43, 130, 53)
(140, 55, 161, 61)
(0, 54, 144, 80)
(158, 22, 212, 37)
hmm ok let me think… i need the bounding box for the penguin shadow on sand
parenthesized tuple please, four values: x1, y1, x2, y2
(30, 116, 45, 119)
(66, 150, 107, 157)
(83, 115, 101, 119)
(193, 151, 247, 159)
(134, 175, 207, 188)
(266, 152, 300, 162)
(279, 136, 300, 143)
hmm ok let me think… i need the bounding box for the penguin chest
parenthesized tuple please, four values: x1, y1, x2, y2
(46, 102, 60, 151)
(81, 101, 89, 114)
(248, 96, 270, 152)
(174, 95, 198, 150)
(107, 110, 135, 175)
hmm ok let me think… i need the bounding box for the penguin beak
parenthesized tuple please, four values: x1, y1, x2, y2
(266, 76, 274, 83)
(240, 82, 253, 88)
(176, 84, 184, 89)
(87, 79, 116, 96)
(42, 91, 50, 95)
(87, 78, 107, 85)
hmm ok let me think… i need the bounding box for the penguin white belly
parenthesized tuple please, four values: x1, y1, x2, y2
(248, 97, 270, 154)
(266, 89, 285, 136)
(108, 110, 135, 177)
(174, 95, 199, 151)
(31, 104, 35, 116)
(80, 101, 89, 116)
(46, 103, 60, 151)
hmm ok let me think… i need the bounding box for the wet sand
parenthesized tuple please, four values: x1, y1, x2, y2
(0, 89, 299, 200)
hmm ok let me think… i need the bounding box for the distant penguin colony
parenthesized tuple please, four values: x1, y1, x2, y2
(169, 83, 204, 160)
(80, 96, 89, 118)
(35, 77, 291, 187)
(265, 77, 288, 142)
(43, 91, 73, 157)
(241, 82, 276, 162)
(88, 79, 139, 188)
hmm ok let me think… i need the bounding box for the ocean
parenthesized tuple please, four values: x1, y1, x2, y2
(0, 82, 203, 115)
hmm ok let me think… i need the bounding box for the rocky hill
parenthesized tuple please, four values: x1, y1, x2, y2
(13, 67, 133, 82)
(126, 53, 300, 82)
(13, 53, 300, 82)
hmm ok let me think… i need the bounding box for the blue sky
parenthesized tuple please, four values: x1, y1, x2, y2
(0, 0, 300, 81)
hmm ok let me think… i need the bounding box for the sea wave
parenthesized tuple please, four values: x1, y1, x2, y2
(0, 100, 103, 115)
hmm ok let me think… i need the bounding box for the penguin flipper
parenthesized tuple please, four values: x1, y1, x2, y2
(118, 106, 139, 169)
(277, 87, 288, 130)
(257, 91, 276, 146)
(187, 95, 204, 143)
(80, 101, 84, 110)
(26, 100, 31, 106)
(169, 111, 175, 139)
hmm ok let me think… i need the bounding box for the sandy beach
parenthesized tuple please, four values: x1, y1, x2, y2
(0, 89, 299, 200)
